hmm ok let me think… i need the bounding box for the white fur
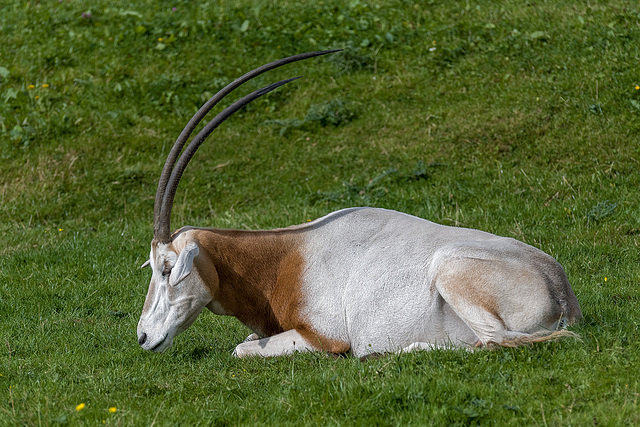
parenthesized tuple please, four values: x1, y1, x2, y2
(137, 242, 213, 352)
(138, 207, 580, 358)
(297, 208, 578, 357)
(169, 242, 198, 287)
(233, 330, 314, 358)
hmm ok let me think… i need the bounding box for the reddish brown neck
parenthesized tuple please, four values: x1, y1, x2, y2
(193, 229, 305, 337)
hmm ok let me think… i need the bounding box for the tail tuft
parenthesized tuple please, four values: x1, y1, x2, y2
(496, 329, 581, 348)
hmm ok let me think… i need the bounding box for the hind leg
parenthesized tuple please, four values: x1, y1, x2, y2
(429, 243, 577, 347)
(437, 298, 511, 346)
(433, 256, 528, 346)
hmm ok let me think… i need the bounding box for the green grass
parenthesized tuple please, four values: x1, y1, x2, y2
(1, 0, 639, 424)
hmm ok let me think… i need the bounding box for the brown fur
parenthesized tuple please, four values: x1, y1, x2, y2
(296, 326, 351, 354)
(437, 258, 505, 326)
(189, 228, 350, 353)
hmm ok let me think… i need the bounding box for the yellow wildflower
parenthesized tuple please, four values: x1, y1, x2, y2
(636, 85, 640, 90)
(109, 407, 117, 413)
(604, 277, 608, 282)
(76, 403, 85, 411)
(42, 83, 50, 88)
(28, 84, 35, 89)
(158, 37, 163, 42)
(34, 96, 40, 100)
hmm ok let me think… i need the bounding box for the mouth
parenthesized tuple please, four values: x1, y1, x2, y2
(147, 334, 169, 352)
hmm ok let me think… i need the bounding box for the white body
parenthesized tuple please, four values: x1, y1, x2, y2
(138, 207, 581, 358)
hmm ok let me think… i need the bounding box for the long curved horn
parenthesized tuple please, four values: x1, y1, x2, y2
(153, 50, 340, 242)
(155, 77, 300, 242)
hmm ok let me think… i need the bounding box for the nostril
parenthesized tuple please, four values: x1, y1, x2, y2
(138, 333, 147, 345)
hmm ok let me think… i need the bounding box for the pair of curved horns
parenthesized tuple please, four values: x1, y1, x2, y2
(153, 50, 341, 243)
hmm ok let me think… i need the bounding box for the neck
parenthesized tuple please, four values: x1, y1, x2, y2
(192, 228, 306, 337)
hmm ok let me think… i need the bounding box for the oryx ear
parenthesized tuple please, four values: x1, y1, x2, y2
(169, 242, 199, 286)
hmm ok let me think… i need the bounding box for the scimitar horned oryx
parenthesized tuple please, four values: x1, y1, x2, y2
(137, 50, 582, 358)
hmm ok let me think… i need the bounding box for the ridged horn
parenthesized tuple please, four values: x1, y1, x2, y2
(153, 50, 340, 243)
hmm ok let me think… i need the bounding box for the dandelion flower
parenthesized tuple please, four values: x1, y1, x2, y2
(34, 95, 40, 100)
(42, 84, 50, 88)
(28, 85, 35, 89)
(604, 277, 608, 282)
(158, 37, 164, 42)
(109, 407, 117, 413)
(76, 403, 85, 412)
(636, 85, 640, 90)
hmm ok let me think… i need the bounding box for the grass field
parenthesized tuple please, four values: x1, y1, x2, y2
(1, 0, 639, 424)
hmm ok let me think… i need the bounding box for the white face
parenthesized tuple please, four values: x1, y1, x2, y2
(137, 240, 213, 352)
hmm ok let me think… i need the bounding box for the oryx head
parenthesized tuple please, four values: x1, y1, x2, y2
(137, 50, 339, 352)
(137, 236, 207, 352)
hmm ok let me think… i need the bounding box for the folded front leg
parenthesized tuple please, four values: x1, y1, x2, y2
(233, 329, 315, 358)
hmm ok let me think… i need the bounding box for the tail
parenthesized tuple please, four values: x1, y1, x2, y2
(495, 308, 582, 348)
(496, 329, 581, 348)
